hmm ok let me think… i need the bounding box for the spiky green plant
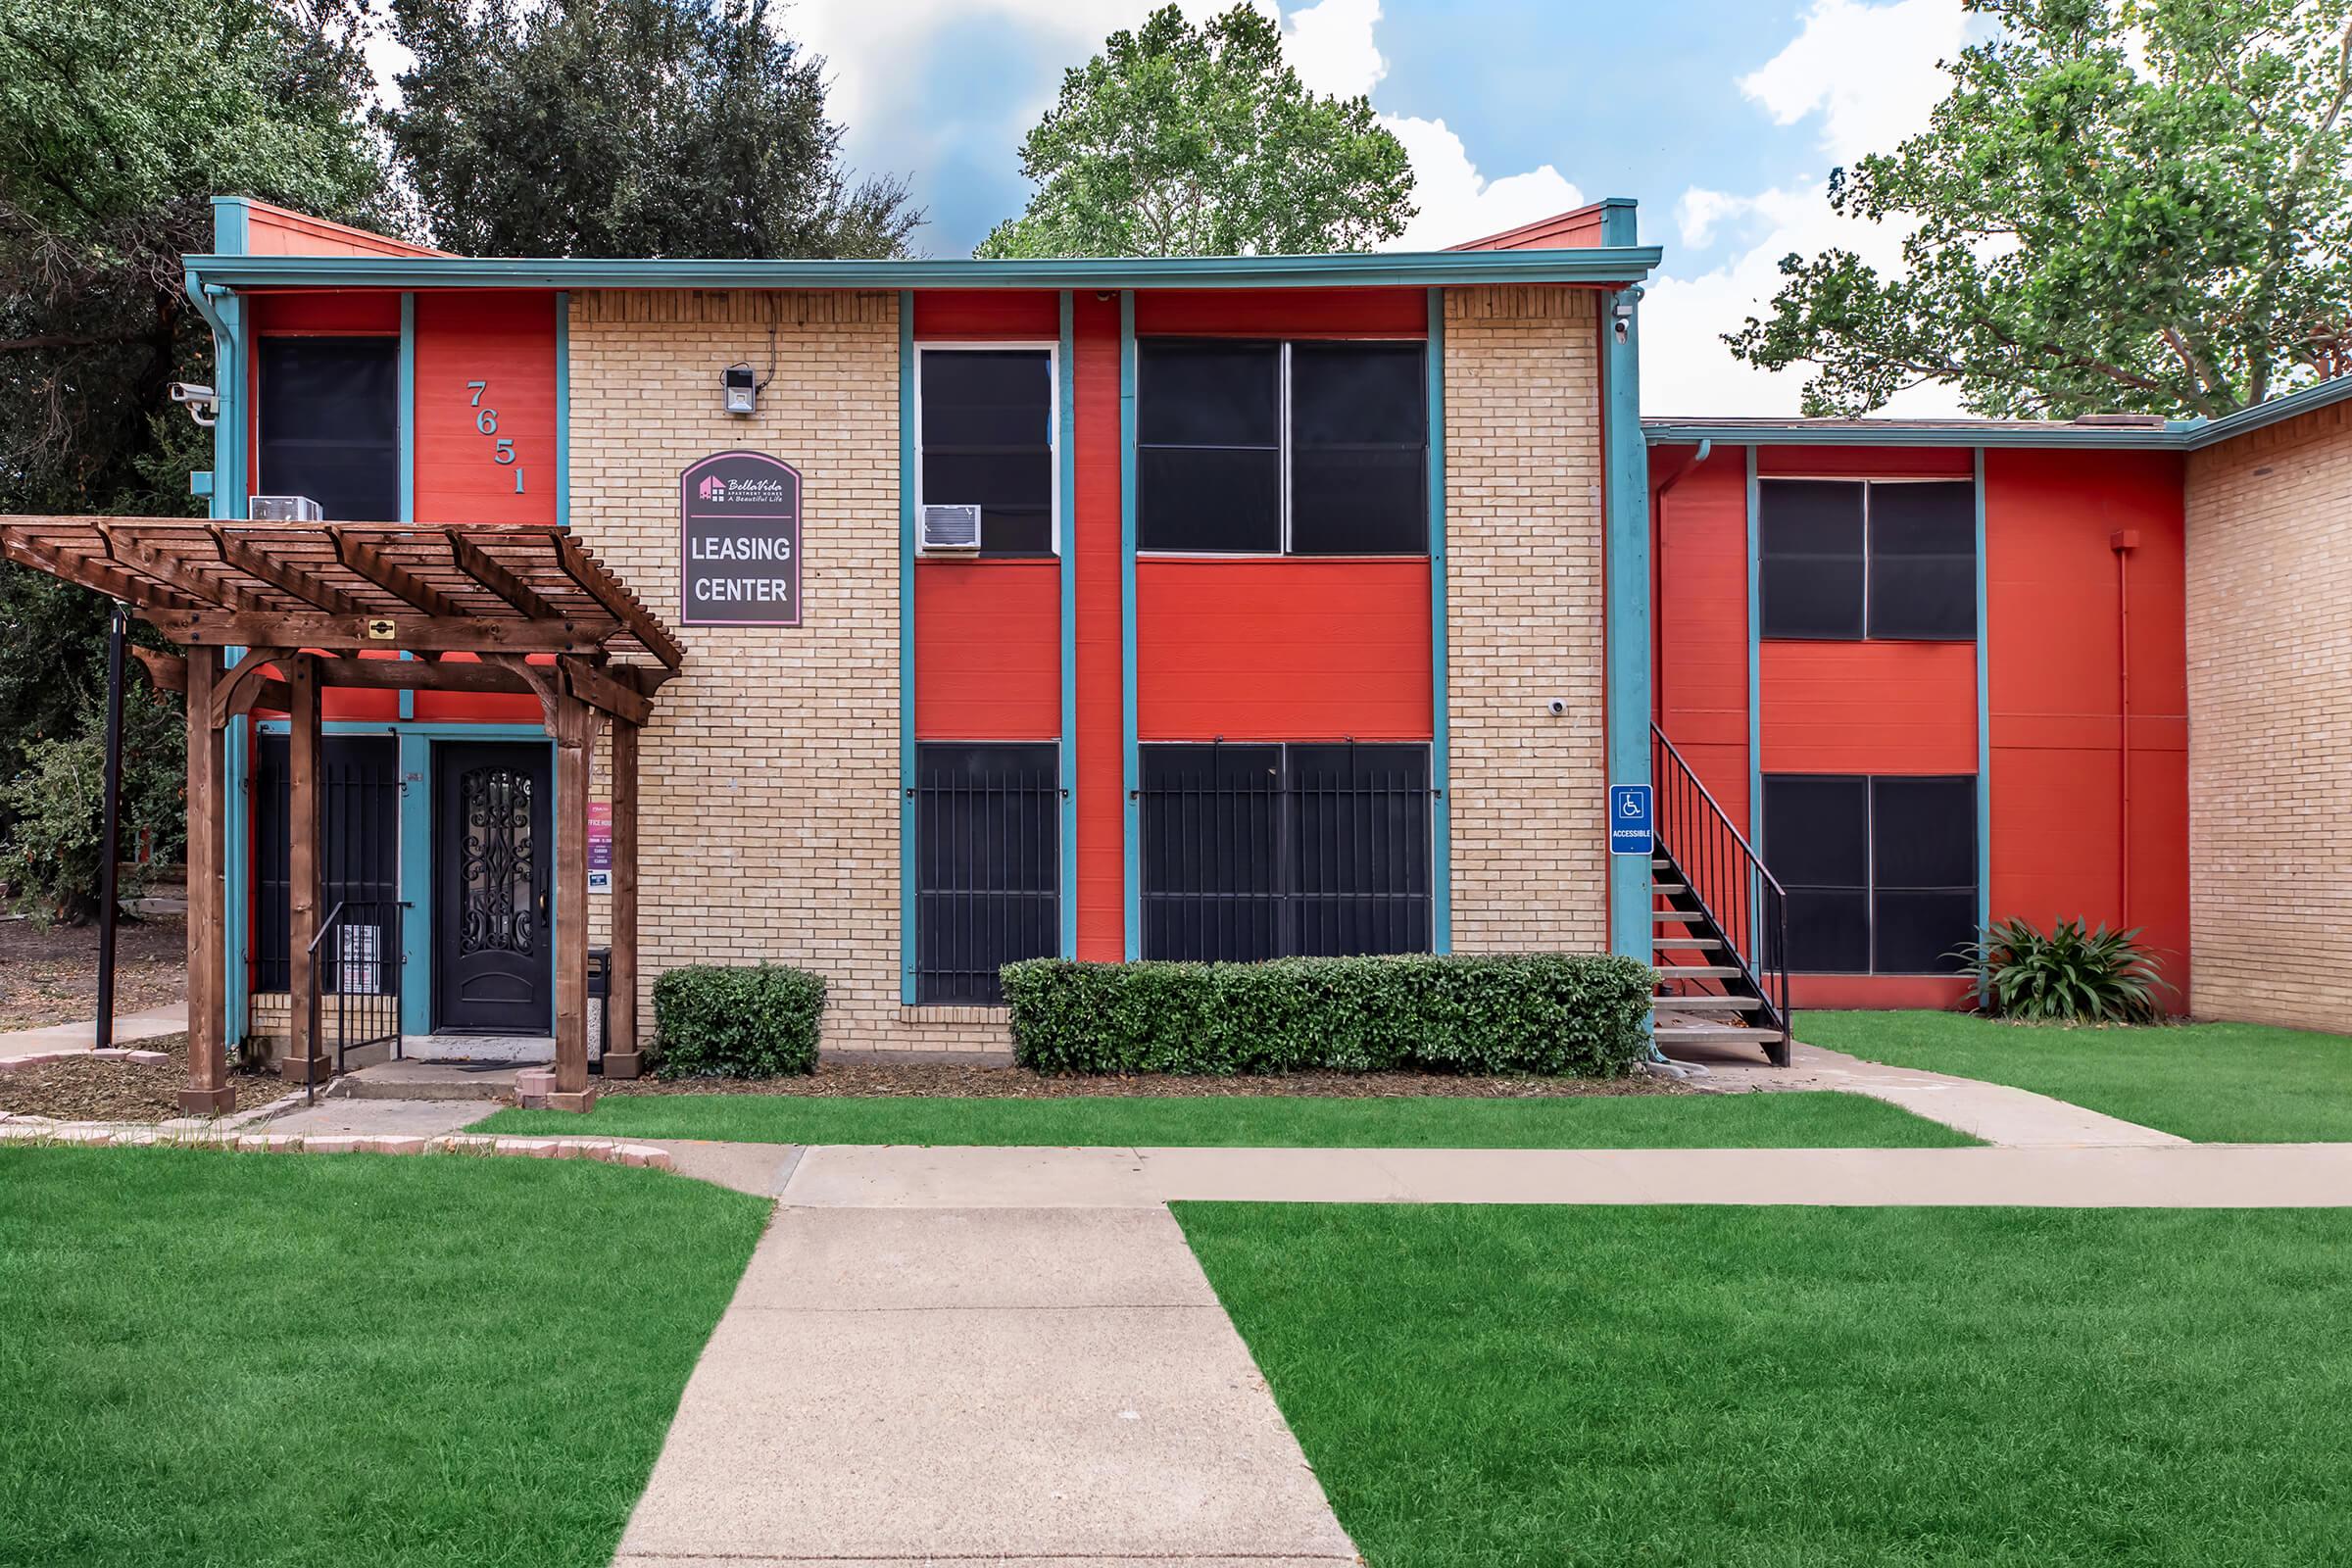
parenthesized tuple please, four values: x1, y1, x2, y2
(1953, 917, 2171, 1025)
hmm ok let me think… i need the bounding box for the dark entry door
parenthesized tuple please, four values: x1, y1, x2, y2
(433, 743, 553, 1034)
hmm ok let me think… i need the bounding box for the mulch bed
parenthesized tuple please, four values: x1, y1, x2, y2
(0, 913, 186, 1033)
(0, 1036, 283, 1124)
(610, 1060, 1681, 1100)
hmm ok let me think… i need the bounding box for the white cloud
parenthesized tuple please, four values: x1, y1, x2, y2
(1385, 116, 1582, 250)
(1284, 0, 1388, 97)
(1644, 0, 1976, 416)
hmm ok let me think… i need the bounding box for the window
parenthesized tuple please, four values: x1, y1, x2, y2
(1140, 742, 1431, 961)
(1763, 773, 1978, 974)
(917, 347, 1056, 556)
(1758, 478, 1976, 640)
(1138, 338, 1427, 555)
(256, 336, 399, 521)
(913, 743, 1059, 1004)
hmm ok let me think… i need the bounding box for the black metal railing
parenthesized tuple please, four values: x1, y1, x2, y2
(912, 744, 1061, 1004)
(307, 898, 405, 1076)
(1650, 723, 1791, 1064)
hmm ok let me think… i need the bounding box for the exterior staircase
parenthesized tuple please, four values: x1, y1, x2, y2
(1649, 725, 1793, 1066)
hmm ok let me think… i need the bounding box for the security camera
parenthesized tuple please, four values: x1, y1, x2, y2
(1547, 699, 1567, 716)
(169, 382, 219, 428)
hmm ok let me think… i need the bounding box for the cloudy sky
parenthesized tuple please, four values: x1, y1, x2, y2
(374, 0, 1985, 416)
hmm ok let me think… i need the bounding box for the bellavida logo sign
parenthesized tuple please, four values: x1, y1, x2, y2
(680, 451, 802, 626)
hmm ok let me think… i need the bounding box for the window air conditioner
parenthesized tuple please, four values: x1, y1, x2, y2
(249, 495, 324, 522)
(919, 504, 982, 554)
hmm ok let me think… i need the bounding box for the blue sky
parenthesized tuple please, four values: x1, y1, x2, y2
(781, 0, 1979, 415)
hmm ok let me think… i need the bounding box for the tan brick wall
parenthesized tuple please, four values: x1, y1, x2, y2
(568, 289, 1003, 1052)
(1442, 286, 1608, 952)
(2184, 400, 2352, 1030)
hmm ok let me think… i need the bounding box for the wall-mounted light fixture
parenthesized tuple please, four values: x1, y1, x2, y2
(723, 363, 758, 416)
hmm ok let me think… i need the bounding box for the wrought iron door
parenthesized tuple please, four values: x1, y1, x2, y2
(432, 743, 553, 1033)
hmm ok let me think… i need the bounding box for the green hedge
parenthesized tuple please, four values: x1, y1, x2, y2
(1003, 954, 1655, 1077)
(652, 963, 826, 1079)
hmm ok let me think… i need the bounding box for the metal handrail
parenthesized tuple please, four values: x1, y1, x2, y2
(1649, 722, 1792, 1065)
(1650, 729, 1785, 901)
(305, 900, 348, 955)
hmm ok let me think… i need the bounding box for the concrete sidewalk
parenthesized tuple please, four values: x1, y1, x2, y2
(612, 1205, 1356, 1568)
(0, 1003, 185, 1060)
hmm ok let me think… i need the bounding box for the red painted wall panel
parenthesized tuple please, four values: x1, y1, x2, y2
(1136, 561, 1432, 741)
(241, 201, 444, 259)
(1985, 447, 2190, 1004)
(251, 292, 402, 335)
(1758, 641, 1978, 775)
(1072, 295, 1125, 959)
(1650, 448, 1750, 830)
(913, 291, 1059, 339)
(1756, 445, 1974, 478)
(1133, 288, 1426, 338)
(415, 653, 544, 724)
(914, 563, 1060, 740)
(412, 291, 558, 526)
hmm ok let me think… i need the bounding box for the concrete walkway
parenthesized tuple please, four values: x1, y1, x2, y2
(1670, 1035, 2185, 1147)
(612, 1204, 1356, 1568)
(0, 1002, 185, 1059)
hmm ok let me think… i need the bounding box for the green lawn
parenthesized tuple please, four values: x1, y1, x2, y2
(0, 1148, 768, 1567)
(473, 1089, 1976, 1148)
(1178, 1202, 2352, 1568)
(1797, 1010, 2352, 1142)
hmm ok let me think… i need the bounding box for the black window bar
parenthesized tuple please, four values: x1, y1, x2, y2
(913, 743, 1061, 1004)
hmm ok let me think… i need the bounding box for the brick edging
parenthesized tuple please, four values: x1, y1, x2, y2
(0, 1048, 172, 1074)
(0, 1120, 673, 1169)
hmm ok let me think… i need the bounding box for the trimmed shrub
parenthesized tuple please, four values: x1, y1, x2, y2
(1955, 917, 2171, 1025)
(1003, 954, 1655, 1078)
(651, 963, 826, 1078)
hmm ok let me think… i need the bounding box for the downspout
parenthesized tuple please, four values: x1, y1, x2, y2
(1649, 440, 1713, 725)
(2112, 529, 2139, 927)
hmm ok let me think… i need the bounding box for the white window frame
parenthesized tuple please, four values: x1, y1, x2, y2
(913, 340, 1061, 558)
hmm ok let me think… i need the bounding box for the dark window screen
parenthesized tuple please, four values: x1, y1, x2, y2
(920, 350, 1054, 556)
(257, 337, 398, 521)
(1763, 774, 1870, 973)
(1759, 480, 1865, 638)
(1867, 481, 1976, 639)
(1141, 743, 1431, 961)
(914, 744, 1060, 1004)
(1289, 342, 1427, 555)
(1870, 775, 1977, 972)
(250, 736, 401, 993)
(1138, 340, 1281, 552)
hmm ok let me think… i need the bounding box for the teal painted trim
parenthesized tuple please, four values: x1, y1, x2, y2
(224, 719, 249, 1042)
(210, 196, 251, 256)
(899, 293, 919, 1004)
(198, 289, 248, 518)
(398, 651, 416, 722)
(1118, 292, 1142, 959)
(1426, 287, 1452, 954)
(1973, 447, 1992, 941)
(1643, 418, 2198, 451)
(554, 291, 570, 528)
(398, 293, 416, 522)
(185, 246, 1663, 294)
(396, 731, 432, 1033)
(1056, 292, 1080, 958)
(2182, 370, 2352, 448)
(1602, 288, 1652, 968)
(1745, 446, 1763, 853)
(1596, 198, 1639, 246)
(190, 470, 213, 497)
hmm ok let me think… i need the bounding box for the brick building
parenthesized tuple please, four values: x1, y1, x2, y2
(40, 193, 2347, 1101)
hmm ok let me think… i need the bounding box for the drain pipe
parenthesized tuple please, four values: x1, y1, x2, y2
(2112, 530, 2138, 927)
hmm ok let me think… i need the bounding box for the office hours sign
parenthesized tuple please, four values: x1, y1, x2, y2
(681, 451, 802, 625)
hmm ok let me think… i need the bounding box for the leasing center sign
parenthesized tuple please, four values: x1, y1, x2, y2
(681, 451, 803, 625)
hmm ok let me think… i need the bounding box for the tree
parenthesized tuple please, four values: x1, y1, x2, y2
(379, 0, 919, 260)
(976, 4, 1414, 259)
(1729, 0, 2352, 418)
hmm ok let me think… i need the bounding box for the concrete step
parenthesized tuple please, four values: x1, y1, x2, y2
(1652, 883, 1687, 897)
(1655, 994, 1766, 1011)
(1654, 964, 1743, 980)
(1653, 1024, 1787, 1043)
(1652, 937, 1722, 951)
(328, 1060, 521, 1102)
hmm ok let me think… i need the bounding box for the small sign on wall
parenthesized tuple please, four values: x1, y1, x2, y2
(1609, 784, 1654, 857)
(588, 801, 612, 895)
(681, 450, 803, 625)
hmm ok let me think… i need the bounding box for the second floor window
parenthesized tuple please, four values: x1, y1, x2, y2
(1138, 337, 1428, 556)
(256, 336, 399, 521)
(918, 347, 1056, 557)
(1759, 477, 1976, 640)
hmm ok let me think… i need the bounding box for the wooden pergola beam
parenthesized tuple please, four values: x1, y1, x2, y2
(144, 610, 610, 655)
(552, 532, 684, 670)
(214, 528, 366, 616)
(210, 646, 296, 728)
(1, 530, 196, 613)
(334, 532, 465, 618)
(104, 534, 265, 615)
(448, 530, 559, 620)
(180, 648, 232, 1116)
(558, 656, 652, 727)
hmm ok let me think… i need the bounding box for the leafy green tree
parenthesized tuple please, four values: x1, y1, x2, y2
(977, 4, 1414, 259)
(379, 0, 919, 259)
(1730, 0, 2352, 417)
(2, 682, 185, 924)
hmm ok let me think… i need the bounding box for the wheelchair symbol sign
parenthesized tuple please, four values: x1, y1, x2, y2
(1609, 785, 1653, 856)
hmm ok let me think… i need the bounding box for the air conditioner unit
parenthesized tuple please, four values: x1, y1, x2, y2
(249, 494, 324, 522)
(919, 504, 982, 554)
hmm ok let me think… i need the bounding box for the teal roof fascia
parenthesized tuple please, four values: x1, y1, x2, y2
(182, 246, 1661, 293)
(2179, 373, 2352, 449)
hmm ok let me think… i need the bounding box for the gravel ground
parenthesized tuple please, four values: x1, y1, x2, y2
(608, 1060, 1682, 1100)
(0, 1035, 285, 1122)
(0, 914, 185, 1033)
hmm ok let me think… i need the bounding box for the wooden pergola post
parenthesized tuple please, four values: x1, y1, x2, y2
(604, 719, 642, 1079)
(282, 655, 329, 1085)
(549, 697, 597, 1110)
(179, 648, 233, 1116)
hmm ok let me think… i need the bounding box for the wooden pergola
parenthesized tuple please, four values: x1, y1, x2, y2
(0, 517, 684, 1114)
